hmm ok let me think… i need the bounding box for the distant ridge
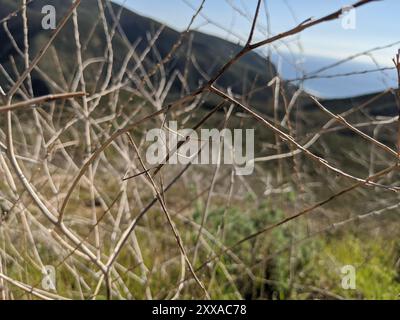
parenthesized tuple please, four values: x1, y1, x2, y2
(0, 0, 277, 108)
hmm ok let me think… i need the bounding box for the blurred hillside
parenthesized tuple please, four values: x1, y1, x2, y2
(0, 0, 278, 107)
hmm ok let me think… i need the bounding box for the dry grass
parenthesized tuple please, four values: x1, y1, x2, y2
(0, 0, 400, 300)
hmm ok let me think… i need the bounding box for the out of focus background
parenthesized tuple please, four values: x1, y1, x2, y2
(1, 0, 400, 300)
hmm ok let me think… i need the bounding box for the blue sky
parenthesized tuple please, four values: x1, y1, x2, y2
(115, 0, 399, 63)
(113, 0, 400, 97)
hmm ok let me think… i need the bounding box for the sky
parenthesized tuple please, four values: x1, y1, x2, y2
(113, 0, 400, 98)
